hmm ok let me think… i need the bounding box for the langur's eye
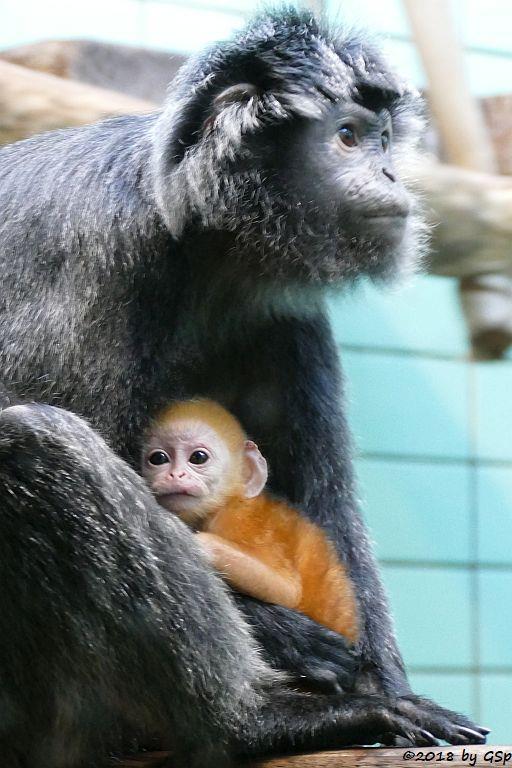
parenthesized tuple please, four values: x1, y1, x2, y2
(189, 450, 209, 465)
(381, 130, 390, 152)
(148, 450, 170, 466)
(338, 125, 358, 148)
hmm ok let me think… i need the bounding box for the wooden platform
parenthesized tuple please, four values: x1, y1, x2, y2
(118, 745, 511, 767)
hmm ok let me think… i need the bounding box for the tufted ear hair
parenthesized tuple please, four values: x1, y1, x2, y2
(202, 83, 259, 134)
(242, 440, 268, 499)
(213, 83, 259, 108)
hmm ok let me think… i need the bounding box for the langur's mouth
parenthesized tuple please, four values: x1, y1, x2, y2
(364, 213, 408, 221)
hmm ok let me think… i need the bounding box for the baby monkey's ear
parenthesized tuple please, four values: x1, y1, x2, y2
(242, 440, 268, 498)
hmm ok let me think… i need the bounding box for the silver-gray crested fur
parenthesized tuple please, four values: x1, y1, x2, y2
(153, 8, 428, 284)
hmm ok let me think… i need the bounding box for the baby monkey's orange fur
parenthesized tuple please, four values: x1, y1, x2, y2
(207, 494, 360, 642)
(144, 399, 359, 643)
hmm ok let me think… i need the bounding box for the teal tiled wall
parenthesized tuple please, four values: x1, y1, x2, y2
(477, 467, 512, 564)
(329, 275, 512, 742)
(481, 675, 512, 739)
(357, 459, 473, 563)
(475, 364, 512, 461)
(343, 351, 471, 458)
(383, 566, 474, 667)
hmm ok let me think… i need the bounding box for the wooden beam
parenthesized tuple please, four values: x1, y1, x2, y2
(0, 39, 185, 104)
(0, 60, 155, 145)
(482, 94, 512, 175)
(403, 0, 496, 173)
(0, 40, 77, 79)
(413, 160, 512, 277)
(251, 746, 510, 767)
(403, 0, 512, 358)
(116, 745, 510, 767)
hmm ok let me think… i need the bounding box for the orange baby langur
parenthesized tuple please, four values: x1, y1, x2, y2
(142, 399, 359, 643)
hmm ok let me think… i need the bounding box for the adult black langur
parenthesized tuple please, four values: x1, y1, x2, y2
(0, 6, 488, 762)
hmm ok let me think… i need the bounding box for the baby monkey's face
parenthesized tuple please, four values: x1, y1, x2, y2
(142, 419, 233, 526)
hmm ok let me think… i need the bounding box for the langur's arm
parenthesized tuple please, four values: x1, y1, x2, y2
(196, 531, 301, 609)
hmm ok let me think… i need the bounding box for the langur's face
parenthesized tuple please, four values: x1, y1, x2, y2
(157, 38, 425, 288)
(142, 419, 235, 527)
(234, 91, 419, 284)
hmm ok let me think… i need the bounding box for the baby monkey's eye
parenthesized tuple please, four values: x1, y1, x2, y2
(189, 450, 209, 465)
(148, 450, 170, 466)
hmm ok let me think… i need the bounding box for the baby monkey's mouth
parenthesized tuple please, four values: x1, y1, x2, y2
(156, 489, 203, 504)
(158, 490, 196, 497)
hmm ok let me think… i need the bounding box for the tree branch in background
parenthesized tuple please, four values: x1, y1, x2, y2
(414, 158, 512, 357)
(0, 39, 184, 103)
(404, 0, 512, 359)
(415, 160, 512, 277)
(0, 59, 155, 145)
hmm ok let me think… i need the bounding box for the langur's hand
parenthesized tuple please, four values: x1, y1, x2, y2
(232, 593, 359, 694)
(386, 695, 489, 746)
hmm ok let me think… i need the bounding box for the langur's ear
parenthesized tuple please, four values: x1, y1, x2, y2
(242, 440, 268, 498)
(214, 83, 259, 109)
(203, 83, 259, 133)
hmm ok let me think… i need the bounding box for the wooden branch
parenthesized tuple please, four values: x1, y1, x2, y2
(403, 1, 512, 358)
(0, 40, 77, 78)
(0, 60, 155, 145)
(0, 39, 185, 104)
(116, 746, 509, 767)
(251, 746, 509, 767)
(482, 94, 512, 176)
(403, 0, 497, 173)
(412, 159, 512, 277)
(416, 158, 512, 356)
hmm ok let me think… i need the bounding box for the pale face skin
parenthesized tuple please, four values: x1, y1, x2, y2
(142, 419, 235, 526)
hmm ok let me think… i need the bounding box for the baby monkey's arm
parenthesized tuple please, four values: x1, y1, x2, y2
(197, 532, 301, 609)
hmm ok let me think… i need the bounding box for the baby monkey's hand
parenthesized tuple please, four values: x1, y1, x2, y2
(195, 532, 301, 609)
(196, 531, 222, 565)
